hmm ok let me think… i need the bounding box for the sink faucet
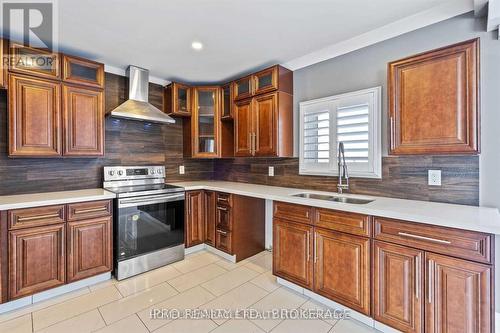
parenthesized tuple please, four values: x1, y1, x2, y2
(337, 142, 349, 194)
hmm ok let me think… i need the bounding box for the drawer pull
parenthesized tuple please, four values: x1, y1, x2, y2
(17, 213, 60, 222)
(397, 232, 451, 244)
(217, 206, 228, 211)
(74, 207, 107, 214)
(218, 230, 228, 236)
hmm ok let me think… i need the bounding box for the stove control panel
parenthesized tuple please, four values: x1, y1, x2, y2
(104, 166, 165, 181)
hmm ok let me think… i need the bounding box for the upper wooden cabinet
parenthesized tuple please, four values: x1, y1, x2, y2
(8, 74, 62, 157)
(389, 39, 480, 155)
(192, 86, 220, 158)
(0, 39, 7, 89)
(62, 55, 104, 89)
(164, 82, 192, 117)
(62, 85, 104, 156)
(9, 42, 60, 80)
(220, 83, 233, 120)
(234, 91, 293, 157)
(233, 65, 292, 100)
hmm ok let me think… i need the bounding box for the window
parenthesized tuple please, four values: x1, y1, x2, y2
(299, 87, 382, 178)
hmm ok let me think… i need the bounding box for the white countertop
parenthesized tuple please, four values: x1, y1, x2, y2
(170, 181, 500, 235)
(0, 189, 116, 210)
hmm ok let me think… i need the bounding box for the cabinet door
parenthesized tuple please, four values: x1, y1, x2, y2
(234, 98, 253, 156)
(425, 253, 492, 333)
(273, 219, 313, 289)
(389, 39, 479, 155)
(185, 191, 205, 247)
(62, 85, 104, 156)
(204, 191, 216, 247)
(62, 55, 104, 88)
(373, 241, 424, 333)
(0, 39, 6, 89)
(253, 93, 277, 156)
(253, 66, 278, 96)
(9, 42, 60, 79)
(9, 224, 65, 299)
(216, 205, 231, 231)
(313, 228, 370, 315)
(234, 76, 252, 100)
(192, 87, 220, 158)
(221, 83, 233, 120)
(9, 74, 61, 157)
(67, 217, 112, 283)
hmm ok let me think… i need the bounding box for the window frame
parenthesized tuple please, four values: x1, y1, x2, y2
(299, 86, 382, 179)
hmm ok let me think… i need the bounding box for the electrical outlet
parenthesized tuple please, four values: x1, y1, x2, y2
(428, 170, 441, 186)
(268, 166, 274, 177)
(179, 165, 185, 175)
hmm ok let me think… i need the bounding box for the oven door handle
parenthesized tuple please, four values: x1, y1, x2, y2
(118, 193, 185, 207)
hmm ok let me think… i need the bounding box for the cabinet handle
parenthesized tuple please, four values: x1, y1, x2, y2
(218, 230, 227, 236)
(390, 116, 395, 150)
(18, 213, 60, 222)
(306, 233, 310, 262)
(415, 255, 420, 299)
(217, 206, 227, 211)
(314, 236, 318, 263)
(427, 259, 434, 303)
(397, 232, 451, 245)
(74, 207, 107, 214)
(251, 133, 255, 156)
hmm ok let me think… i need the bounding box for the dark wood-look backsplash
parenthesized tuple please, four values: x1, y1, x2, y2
(0, 73, 213, 195)
(213, 156, 479, 206)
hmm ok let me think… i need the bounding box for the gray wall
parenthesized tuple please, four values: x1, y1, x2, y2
(293, 11, 500, 310)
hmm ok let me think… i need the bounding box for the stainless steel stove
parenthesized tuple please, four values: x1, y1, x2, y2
(104, 166, 185, 280)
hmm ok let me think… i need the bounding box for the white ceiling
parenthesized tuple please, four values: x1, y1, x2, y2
(25, 0, 475, 83)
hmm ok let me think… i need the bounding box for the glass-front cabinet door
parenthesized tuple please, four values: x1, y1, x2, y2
(234, 75, 252, 100)
(193, 87, 220, 157)
(62, 55, 104, 88)
(253, 66, 278, 95)
(221, 83, 233, 120)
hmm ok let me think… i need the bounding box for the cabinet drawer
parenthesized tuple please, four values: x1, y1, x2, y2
(374, 217, 492, 264)
(216, 229, 232, 254)
(216, 205, 231, 231)
(273, 202, 312, 225)
(315, 208, 371, 237)
(8, 205, 66, 230)
(67, 200, 112, 221)
(216, 192, 232, 207)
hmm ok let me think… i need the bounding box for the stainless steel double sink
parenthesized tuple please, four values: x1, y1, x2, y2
(291, 192, 374, 204)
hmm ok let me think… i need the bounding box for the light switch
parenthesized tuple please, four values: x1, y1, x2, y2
(179, 165, 185, 175)
(268, 166, 274, 177)
(428, 170, 441, 186)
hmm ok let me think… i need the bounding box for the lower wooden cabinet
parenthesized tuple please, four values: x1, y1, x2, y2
(185, 191, 205, 247)
(425, 253, 492, 333)
(9, 224, 65, 299)
(314, 228, 370, 315)
(373, 241, 424, 333)
(67, 217, 112, 283)
(273, 219, 313, 289)
(215, 229, 232, 253)
(204, 191, 216, 247)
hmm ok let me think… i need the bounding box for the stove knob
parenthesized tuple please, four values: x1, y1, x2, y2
(157, 169, 163, 175)
(118, 170, 124, 176)
(109, 170, 115, 176)
(150, 169, 155, 175)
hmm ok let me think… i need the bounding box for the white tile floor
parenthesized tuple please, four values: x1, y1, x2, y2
(0, 250, 382, 333)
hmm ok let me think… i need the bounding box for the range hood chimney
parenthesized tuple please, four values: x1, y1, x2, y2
(110, 66, 175, 124)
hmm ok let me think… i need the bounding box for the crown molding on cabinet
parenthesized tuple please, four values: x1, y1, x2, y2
(283, 0, 474, 71)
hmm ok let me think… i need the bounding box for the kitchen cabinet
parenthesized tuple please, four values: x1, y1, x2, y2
(204, 191, 216, 247)
(164, 82, 192, 117)
(233, 65, 292, 100)
(9, 42, 60, 80)
(234, 75, 253, 101)
(8, 74, 62, 157)
(314, 228, 370, 315)
(185, 191, 205, 247)
(253, 66, 279, 95)
(62, 55, 104, 89)
(234, 91, 293, 157)
(0, 39, 7, 89)
(373, 241, 424, 333)
(425, 253, 492, 333)
(9, 224, 66, 299)
(192, 86, 220, 158)
(389, 38, 479, 155)
(62, 85, 104, 156)
(221, 83, 233, 120)
(67, 217, 112, 283)
(273, 219, 314, 289)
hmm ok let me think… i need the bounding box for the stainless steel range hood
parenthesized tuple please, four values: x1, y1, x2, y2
(110, 66, 175, 124)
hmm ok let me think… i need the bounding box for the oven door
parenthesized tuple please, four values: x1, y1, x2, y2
(116, 193, 185, 262)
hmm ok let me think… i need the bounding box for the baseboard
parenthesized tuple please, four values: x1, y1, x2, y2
(0, 272, 111, 314)
(184, 243, 206, 255)
(205, 244, 237, 262)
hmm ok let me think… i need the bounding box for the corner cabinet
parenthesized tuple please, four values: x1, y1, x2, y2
(164, 82, 192, 117)
(389, 38, 479, 155)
